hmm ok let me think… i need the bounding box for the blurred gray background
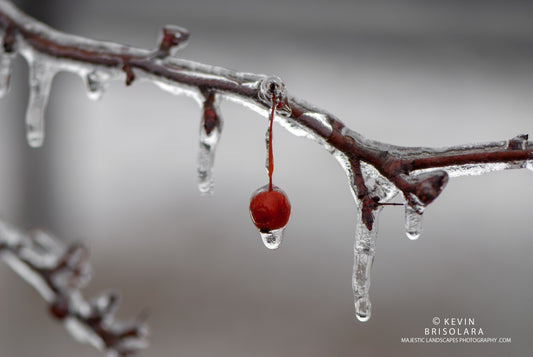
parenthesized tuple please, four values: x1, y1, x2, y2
(1, 0, 532, 356)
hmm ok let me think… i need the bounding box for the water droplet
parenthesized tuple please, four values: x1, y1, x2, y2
(86, 71, 107, 101)
(355, 296, 371, 322)
(0, 51, 14, 98)
(25, 57, 56, 148)
(405, 204, 424, 240)
(259, 227, 285, 250)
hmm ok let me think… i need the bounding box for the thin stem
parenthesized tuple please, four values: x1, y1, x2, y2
(268, 94, 277, 191)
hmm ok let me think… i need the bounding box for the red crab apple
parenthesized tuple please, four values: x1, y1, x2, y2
(249, 184, 291, 233)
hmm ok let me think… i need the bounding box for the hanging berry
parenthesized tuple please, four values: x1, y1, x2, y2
(249, 80, 291, 249)
(250, 184, 291, 232)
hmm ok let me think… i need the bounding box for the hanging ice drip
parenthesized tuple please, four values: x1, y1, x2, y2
(0, 23, 16, 98)
(249, 77, 291, 249)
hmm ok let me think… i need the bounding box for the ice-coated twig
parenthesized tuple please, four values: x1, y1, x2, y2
(0, 0, 532, 323)
(0, 0, 530, 215)
(0, 221, 148, 357)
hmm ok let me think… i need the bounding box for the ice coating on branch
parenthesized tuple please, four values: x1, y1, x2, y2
(260, 227, 285, 250)
(65, 313, 103, 349)
(330, 151, 360, 203)
(353, 206, 382, 322)
(405, 204, 424, 240)
(1, 248, 56, 301)
(361, 162, 398, 202)
(153, 79, 203, 104)
(342, 127, 532, 179)
(0, 0, 149, 58)
(276, 109, 334, 143)
(258, 76, 291, 116)
(259, 76, 285, 104)
(438, 162, 523, 177)
(301, 112, 333, 135)
(24, 52, 57, 147)
(330, 148, 399, 206)
(0, 223, 57, 301)
(507, 134, 528, 150)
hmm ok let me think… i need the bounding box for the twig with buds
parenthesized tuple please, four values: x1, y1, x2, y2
(0, 221, 148, 357)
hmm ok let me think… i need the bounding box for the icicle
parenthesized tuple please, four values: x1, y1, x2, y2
(0, 50, 14, 97)
(404, 204, 424, 240)
(197, 126, 220, 194)
(25, 56, 57, 148)
(197, 92, 222, 195)
(353, 206, 382, 322)
(329, 149, 399, 322)
(260, 227, 285, 250)
(85, 70, 107, 101)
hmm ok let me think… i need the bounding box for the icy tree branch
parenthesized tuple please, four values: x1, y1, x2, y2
(0, 0, 531, 329)
(0, 221, 148, 356)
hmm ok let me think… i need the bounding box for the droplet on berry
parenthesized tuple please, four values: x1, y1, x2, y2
(260, 228, 285, 250)
(249, 184, 291, 249)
